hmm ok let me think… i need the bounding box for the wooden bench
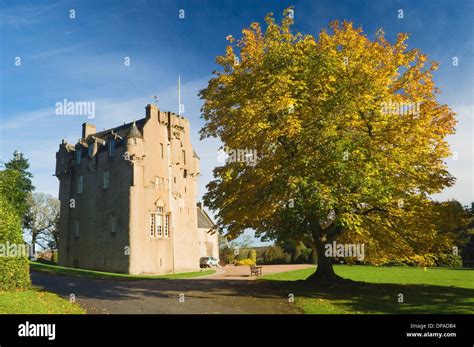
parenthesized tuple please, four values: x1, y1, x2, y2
(250, 265, 262, 277)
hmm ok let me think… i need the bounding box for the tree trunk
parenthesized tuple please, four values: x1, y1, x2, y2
(31, 235, 36, 258)
(306, 236, 342, 283)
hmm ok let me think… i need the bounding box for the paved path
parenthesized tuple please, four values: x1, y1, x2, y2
(31, 265, 312, 314)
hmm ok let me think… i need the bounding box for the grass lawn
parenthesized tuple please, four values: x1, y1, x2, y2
(0, 289, 84, 314)
(261, 265, 474, 314)
(30, 261, 215, 280)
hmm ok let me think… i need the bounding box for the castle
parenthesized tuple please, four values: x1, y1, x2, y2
(54, 104, 219, 274)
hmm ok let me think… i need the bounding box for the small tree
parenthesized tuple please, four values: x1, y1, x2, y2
(4, 151, 35, 221)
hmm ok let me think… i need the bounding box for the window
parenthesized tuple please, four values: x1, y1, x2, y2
(182, 150, 186, 165)
(110, 215, 117, 234)
(77, 175, 83, 194)
(88, 144, 93, 157)
(103, 170, 109, 189)
(76, 149, 82, 165)
(149, 213, 155, 237)
(156, 207, 163, 237)
(109, 139, 115, 156)
(74, 220, 80, 238)
(160, 143, 164, 159)
(149, 209, 170, 238)
(183, 169, 187, 178)
(164, 214, 170, 237)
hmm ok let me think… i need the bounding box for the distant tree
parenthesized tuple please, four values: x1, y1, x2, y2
(200, 9, 457, 282)
(4, 151, 35, 222)
(278, 240, 311, 263)
(262, 245, 291, 265)
(49, 211, 60, 258)
(431, 200, 470, 262)
(24, 193, 60, 256)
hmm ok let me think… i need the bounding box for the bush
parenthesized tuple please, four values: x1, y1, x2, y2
(435, 254, 463, 267)
(0, 172, 31, 290)
(220, 247, 236, 265)
(0, 257, 30, 290)
(52, 252, 58, 264)
(235, 249, 248, 261)
(234, 258, 256, 266)
(261, 245, 291, 265)
(248, 249, 257, 263)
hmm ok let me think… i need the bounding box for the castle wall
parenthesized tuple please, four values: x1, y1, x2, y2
(56, 104, 213, 275)
(128, 107, 200, 274)
(128, 111, 174, 274)
(56, 142, 131, 273)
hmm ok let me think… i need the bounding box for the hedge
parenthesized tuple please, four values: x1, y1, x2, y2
(0, 173, 31, 290)
(0, 257, 30, 290)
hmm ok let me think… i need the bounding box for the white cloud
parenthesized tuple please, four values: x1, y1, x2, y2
(0, 2, 62, 29)
(432, 103, 473, 205)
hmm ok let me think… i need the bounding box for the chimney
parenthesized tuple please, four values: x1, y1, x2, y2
(146, 104, 159, 120)
(82, 123, 96, 139)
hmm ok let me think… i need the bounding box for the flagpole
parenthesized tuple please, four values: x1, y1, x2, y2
(178, 75, 181, 116)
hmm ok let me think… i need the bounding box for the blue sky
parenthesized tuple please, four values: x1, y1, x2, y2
(1, 0, 473, 245)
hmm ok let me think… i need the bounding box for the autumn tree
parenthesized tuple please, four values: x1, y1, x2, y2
(199, 9, 457, 282)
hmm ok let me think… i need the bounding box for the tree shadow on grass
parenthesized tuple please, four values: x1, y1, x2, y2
(279, 279, 474, 314)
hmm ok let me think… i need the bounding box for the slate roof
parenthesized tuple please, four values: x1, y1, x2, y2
(197, 204, 215, 229)
(126, 121, 143, 139)
(86, 118, 147, 142)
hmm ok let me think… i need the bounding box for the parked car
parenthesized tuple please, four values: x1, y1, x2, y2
(200, 257, 219, 268)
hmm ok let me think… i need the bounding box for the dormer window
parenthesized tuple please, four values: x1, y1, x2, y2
(109, 139, 116, 156)
(88, 144, 93, 157)
(76, 149, 82, 165)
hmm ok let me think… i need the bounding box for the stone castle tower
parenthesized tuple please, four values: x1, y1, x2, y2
(54, 104, 218, 274)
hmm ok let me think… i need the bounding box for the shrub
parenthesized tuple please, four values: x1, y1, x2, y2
(248, 249, 257, 263)
(52, 252, 58, 264)
(435, 254, 463, 267)
(220, 247, 236, 264)
(234, 258, 256, 266)
(0, 172, 31, 290)
(235, 250, 247, 260)
(261, 245, 291, 265)
(0, 257, 30, 290)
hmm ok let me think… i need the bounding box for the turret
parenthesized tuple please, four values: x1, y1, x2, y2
(125, 121, 144, 158)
